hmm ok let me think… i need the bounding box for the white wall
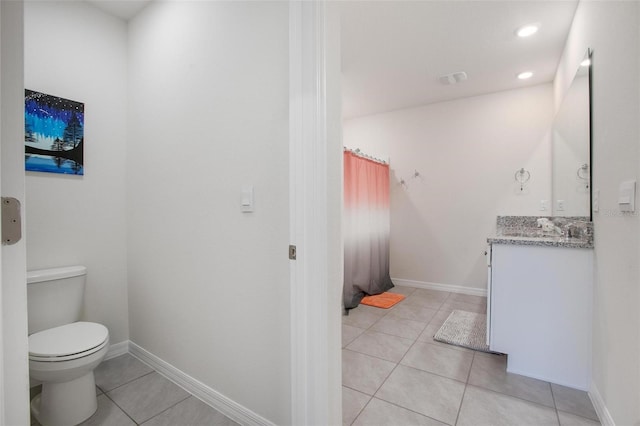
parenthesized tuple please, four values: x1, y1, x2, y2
(344, 84, 553, 291)
(1, 1, 30, 423)
(24, 1, 130, 344)
(127, 2, 290, 424)
(554, 2, 640, 424)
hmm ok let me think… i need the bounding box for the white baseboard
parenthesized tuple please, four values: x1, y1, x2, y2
(392, 277, 487, 297)
(589, 381, 614, 426)
(105, 340, 129, 360)
(128, 341, 275, 426)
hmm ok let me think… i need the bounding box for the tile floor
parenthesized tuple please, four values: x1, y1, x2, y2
(342, 286, 601, 426)
(31, 353, 238, 426)
(28, 285, 600, 426)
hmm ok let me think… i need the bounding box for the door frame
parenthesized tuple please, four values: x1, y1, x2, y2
(0, 1, 29, 425)
(289, 1, 342, 424)
(1, 2, 339, 424)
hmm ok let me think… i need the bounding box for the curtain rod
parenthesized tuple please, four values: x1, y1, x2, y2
(343, 147, 389, 165)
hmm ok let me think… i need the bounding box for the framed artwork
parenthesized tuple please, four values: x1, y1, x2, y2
(25, 89, 84, 175)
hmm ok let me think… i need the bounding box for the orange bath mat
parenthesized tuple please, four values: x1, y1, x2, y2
(360, 292, 405, 309)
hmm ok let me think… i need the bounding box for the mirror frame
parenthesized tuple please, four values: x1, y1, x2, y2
(587, 48, 593, 221)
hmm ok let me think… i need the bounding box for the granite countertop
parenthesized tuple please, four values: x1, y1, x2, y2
(487, 234, 593, 249)
(488, 216, 594, 249)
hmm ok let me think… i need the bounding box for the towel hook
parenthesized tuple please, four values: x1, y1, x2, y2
(515, 168, 531, 191)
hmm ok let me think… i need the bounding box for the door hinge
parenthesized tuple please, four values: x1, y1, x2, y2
(289, 245, 297, 260)
(2, 197, 22, 245)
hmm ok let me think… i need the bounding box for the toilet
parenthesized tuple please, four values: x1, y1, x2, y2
(27, 266, 109, 426)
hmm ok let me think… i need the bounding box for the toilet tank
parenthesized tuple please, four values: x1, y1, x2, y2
(27, 266, 87, 335)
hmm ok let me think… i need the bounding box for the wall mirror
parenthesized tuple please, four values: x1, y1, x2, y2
(551, 48, 592, 219)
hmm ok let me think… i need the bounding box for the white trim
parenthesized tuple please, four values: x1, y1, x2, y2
(589, 381, 614, 426)
(104, 340, 129, 361)
(392, 278, 488, 297)
(0, 3, 4, 417)
(0, 2, 28, 424)
(129, 342, 275, 426)
(289, 1, 330, 425)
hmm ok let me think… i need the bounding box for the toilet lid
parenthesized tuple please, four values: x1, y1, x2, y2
(29, 322, 109, 359)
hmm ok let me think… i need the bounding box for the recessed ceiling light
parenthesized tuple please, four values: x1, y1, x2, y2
(517, 71, 534, 80)
(516, 24, 539, 38)
(580, 58, 591, 67)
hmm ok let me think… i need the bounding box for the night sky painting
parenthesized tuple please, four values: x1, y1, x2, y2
(25, 89, 84, 175)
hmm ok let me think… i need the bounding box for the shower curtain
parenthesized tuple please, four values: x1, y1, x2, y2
(343, 150, 394, 310)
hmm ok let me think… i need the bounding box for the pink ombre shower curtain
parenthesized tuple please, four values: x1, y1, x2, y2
(343, 151, 394, 310)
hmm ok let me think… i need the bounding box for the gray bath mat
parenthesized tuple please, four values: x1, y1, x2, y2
(434, 310, 491, 353)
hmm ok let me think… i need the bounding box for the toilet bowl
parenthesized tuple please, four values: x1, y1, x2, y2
(27, 267, 110, 426)
(30, 322, 109, 426)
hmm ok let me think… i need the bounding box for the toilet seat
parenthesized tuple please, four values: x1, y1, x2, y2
(29, 322, 109, 362)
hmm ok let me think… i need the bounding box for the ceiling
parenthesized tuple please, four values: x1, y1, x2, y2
(340, 1, 579, 119)
(85, 0, 150, 20)
(82, 0, 578, 119)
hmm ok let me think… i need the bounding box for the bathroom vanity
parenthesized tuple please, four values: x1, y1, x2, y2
(487, 217, 593, 390)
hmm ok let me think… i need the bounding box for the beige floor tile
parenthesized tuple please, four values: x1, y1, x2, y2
(557, 410, 601, 426)
(447, 293, 487, 306)
(342, 387, 370, 426)
(369, 316, 427, 340)
(94, 353, 154, 392)
(457, 385, 559, 426)
(342, 349, 396, 395)
(551, 384, 599, 421)
(343, 324, 366, 348)
(142, 396, 238, 426)
(80, 395, 136, 426)
(347, 331, 414, 363)
(375, 365, 465, 425)
(386, 303, 438, 323)
(468, 352, 555, 407)
(412, 289, 452, 300)
(352, 397, 447, 426)
(403, 290, 450, 310)
(342, 306, 386, 329)
(401, 341, 473, 382)
(428, 310, 455, 328)
(107, 372, 190, 424)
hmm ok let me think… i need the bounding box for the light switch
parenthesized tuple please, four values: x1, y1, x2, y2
(556, 200, 565, 211)
(241, 185, 254, 212)
(593, 189, 599, 212)
(619, 180, 636, 212)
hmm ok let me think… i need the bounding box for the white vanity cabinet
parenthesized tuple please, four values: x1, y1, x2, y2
(488, 242, 593, 390)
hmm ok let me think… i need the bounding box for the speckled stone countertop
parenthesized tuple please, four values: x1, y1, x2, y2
(487, 216, 593, 249)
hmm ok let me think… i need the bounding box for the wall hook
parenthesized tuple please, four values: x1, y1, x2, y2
(515, 168, 531, 191)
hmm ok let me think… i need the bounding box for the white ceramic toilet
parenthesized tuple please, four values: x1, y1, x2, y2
(27, 266, 109, 426)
